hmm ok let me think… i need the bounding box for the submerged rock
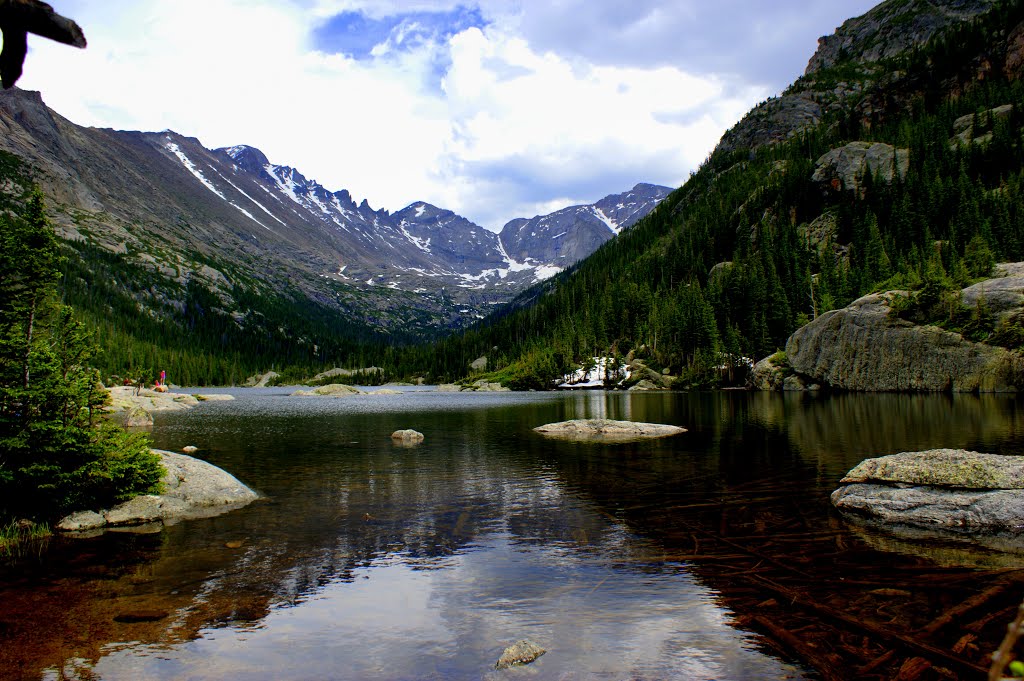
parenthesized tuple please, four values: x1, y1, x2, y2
(832, 449, 1024, 530)
(57, 450, 259, 533)
(495, 639, 546, 670)
(534, 419, 686, 441)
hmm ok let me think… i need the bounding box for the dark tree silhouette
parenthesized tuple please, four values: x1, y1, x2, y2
(0, 0, 85, 88)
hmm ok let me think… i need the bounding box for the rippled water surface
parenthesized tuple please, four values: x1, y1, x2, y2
(3, 389, 1024, 680)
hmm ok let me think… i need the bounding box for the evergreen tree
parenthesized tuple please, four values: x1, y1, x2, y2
(0, 191, 163, 521)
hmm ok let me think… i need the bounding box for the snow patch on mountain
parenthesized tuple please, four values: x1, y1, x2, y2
(591, 206, 619, 234)
(166, 141, 225, 200)
(217, 172, 287, 226)
(398, 220, 433, 253)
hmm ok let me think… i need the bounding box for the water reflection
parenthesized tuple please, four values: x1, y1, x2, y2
(3, 389, 1022, 679)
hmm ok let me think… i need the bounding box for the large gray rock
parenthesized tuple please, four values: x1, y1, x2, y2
(786, 289, 1024, 392)
(961, 263, 1024, 316)
(106, 386, 235, 419)
(57, 450, 258, 533)
(534, 419, 686, 441)
(832, 449, 1024, 530)
(812, 141, 909, 192)
(628, 379, 660, 392)
(717, 93, 822, 154)
(842, 449, 1024, 489)
(951, 104, 1013, 146)
(749, 355, 787, 391)
(467, 380, 510, 392)
(244, 370, 279, 387)
(833, 484, 1024, 530)
(112, 405, 154, 428)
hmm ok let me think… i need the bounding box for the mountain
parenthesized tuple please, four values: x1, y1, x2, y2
(498, 183, 671, 267)
(430, 0, 1024, 395)
(718, 0, 1002, 154)
(0, 89, 668, 323)
(0, 87, 668, 379)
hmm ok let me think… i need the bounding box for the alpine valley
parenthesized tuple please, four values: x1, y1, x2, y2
(4, 0, 1024, 392)
(0, 86, 668, 381)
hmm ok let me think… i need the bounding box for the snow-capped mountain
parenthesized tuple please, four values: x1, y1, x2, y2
(0, 88, 670, 333)
(499, 183, 672, 266)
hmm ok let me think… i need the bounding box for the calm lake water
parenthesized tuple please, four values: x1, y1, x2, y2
(3, 388, 1024, 680)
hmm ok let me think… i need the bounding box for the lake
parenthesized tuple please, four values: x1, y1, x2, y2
(2, 388, 1024, 680)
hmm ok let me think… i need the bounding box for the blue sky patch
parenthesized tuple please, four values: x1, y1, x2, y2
(314, 6, 487, 59)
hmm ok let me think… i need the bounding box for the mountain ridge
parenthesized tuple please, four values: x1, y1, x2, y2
(0, 86, 669, 338)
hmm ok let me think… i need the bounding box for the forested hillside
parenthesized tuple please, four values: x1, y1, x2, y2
(413, 0, 1024, 388)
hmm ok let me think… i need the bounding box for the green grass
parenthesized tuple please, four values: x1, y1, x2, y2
(0, 520, 52, 559)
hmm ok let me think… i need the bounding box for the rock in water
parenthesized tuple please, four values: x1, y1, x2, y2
(291, 383, 362, 397)
(495, 639, 546, 670)
(841, 449, 1024, 489)
(786, 290, 1024, 392)
(534, 419, 685, 441)
(391, 429, 424, 444)
(832, 449, 1024, 530)
(56, 450, 259, 533)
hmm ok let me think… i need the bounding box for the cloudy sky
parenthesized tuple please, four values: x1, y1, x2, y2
(19, 0, 878, 231)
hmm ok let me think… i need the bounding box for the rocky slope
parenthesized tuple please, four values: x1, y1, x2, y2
(718, 0, 1001, 154)
(0, 87, 668, 335)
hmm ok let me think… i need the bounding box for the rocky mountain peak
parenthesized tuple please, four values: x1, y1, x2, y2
(220, 144, 269, 174)
(718, 0, 1005, 156)
(805, 0, 998, 75)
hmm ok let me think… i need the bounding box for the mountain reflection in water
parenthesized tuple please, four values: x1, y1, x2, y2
(2, 389, 1022, 680)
